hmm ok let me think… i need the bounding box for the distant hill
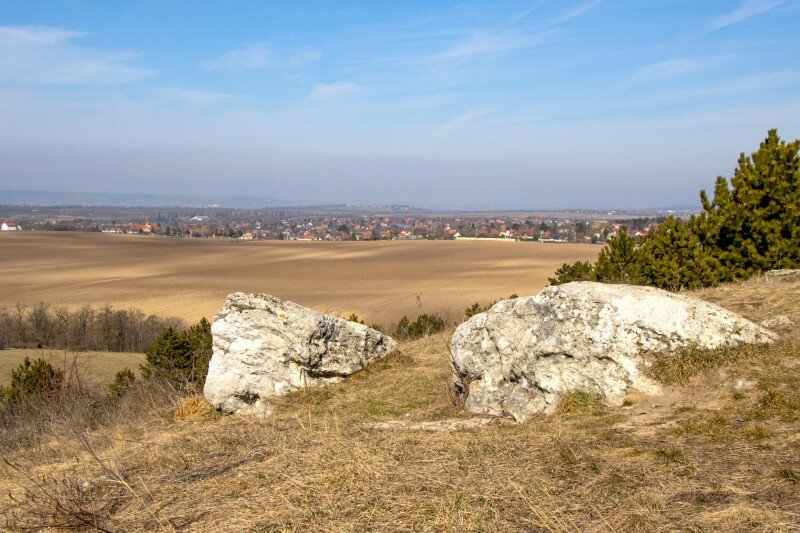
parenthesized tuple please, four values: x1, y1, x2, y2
(0, 190, 430, 214)
(0, 190, 289, 209)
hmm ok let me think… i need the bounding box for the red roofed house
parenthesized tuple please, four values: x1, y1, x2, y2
(1, 221, 21, 231)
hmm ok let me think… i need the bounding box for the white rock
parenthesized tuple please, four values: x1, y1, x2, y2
(731, 378, 758, 392)
(760, 315, 795, 330)
(764, 269, 800, 281)
(204, 293, 397, 414)
(450, 282, 777, 422)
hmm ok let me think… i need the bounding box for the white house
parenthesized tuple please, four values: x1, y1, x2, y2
(1, 220, 21, 231)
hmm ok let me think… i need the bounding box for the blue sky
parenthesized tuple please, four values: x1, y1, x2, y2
(1, 0, 798, 209)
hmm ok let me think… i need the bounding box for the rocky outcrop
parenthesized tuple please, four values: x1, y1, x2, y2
(764, 269, 800, 281)
(204, 293, 397, 415)
(450, 282, 776, 422)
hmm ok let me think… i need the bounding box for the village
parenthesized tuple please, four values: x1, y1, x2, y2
(1, 210, 661, 244)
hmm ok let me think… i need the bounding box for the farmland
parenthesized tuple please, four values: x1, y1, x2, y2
(0, 232, 599, 327)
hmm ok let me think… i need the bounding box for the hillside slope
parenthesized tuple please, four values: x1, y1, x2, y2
(2, 276, 799, 531)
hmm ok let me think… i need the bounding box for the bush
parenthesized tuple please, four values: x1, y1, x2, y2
(637, 216, 721, 290)
(346, 313, 365, 324)
(548, 261, 594, 286)
(109, 367, 136, 397)
(140, 318, 212, 388)
(392, 314, 447, 340)
(0, 357, 64, 405)
(593, 226, 641, 284)
(464, 294, 519, 319)
(184, 317, 213, 383)
(463, 302, 487, 319)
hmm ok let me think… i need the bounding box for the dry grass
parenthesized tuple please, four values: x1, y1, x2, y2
(1, 276, 799, 530)
(0, 348, 144, 386)
(691, 273, 800, 329)
(0, 232, 599, 327)
(174, 397, 217, 422)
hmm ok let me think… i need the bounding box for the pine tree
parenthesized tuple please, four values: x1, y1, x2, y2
(638, 216, 721, 290)
(141, 319, 213, 387)
(694, 129, 800, 280)
(140, 327, 192, 380)
(593, 227, 641, 284)
(548, 261, 595, 285)
(184, 317, 213, 383)
(1, 357, 64, 405)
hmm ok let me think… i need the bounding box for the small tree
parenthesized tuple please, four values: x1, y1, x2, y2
(593, 227, 641, 284)
(1, 357, 64, 405)
(141, 327, 192, 381)
(141, 319, 213, 387)
(548, 261, 594, 286)
(184, 317, 213, 383)
(638, 216, 721, 290)
(109, 367, 136, 397)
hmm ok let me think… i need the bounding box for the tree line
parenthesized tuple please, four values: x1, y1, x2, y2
(550, 129, 800, 290)
(0, 303, 184, 353)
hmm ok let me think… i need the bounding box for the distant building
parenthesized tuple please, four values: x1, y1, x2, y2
(1, 221, 21, 231)
(191, 215, 210, 222)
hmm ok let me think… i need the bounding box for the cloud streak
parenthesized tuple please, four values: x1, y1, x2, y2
(634, 55, 730, 80)
(711, 0, 784, 29)
(548, 0, 602, 25)
(421, 30, 545, 65)
(308, 81, 360, 99)
(0, 25, 152, 84)
(204, 42, 320, 71)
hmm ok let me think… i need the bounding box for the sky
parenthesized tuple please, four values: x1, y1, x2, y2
(0, 0, 798, 209)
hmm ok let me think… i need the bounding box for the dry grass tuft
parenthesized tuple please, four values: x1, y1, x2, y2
(557, 390, 605, 416)
(174, 396, 217, 422)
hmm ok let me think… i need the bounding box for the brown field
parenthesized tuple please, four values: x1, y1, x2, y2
(0, 232, 599, 326)
(0, 348, 144, 387)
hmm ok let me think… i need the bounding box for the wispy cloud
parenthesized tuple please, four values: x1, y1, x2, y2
(309, 81, 360, 99)
(204, 42, 320, 71)
(0, 25, 152, 84)
(0, 25, 84, 44)
(505, 1, 547, 25)
(548, 0, 602, 25)
(634, 55, 730, 80)
(711, 0, 784, 30)
(422, 30, 545, 65)
(441, 107, 496, 130)
(205, 42, 272, 70)
(152, 87, 232, 106)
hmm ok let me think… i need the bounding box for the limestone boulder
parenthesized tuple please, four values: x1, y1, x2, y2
(204, 293, 397, 414)
(450, 282, 776, 421)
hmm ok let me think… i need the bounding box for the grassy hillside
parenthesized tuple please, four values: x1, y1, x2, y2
(1, 276, 799, 531)
(0, 349, 144, 387)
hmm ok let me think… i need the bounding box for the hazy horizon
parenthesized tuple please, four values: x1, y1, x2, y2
(1, 1, 799, 209)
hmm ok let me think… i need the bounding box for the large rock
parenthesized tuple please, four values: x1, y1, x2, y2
(450, 282, 776, 421)
(204, 293, 397, 414)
